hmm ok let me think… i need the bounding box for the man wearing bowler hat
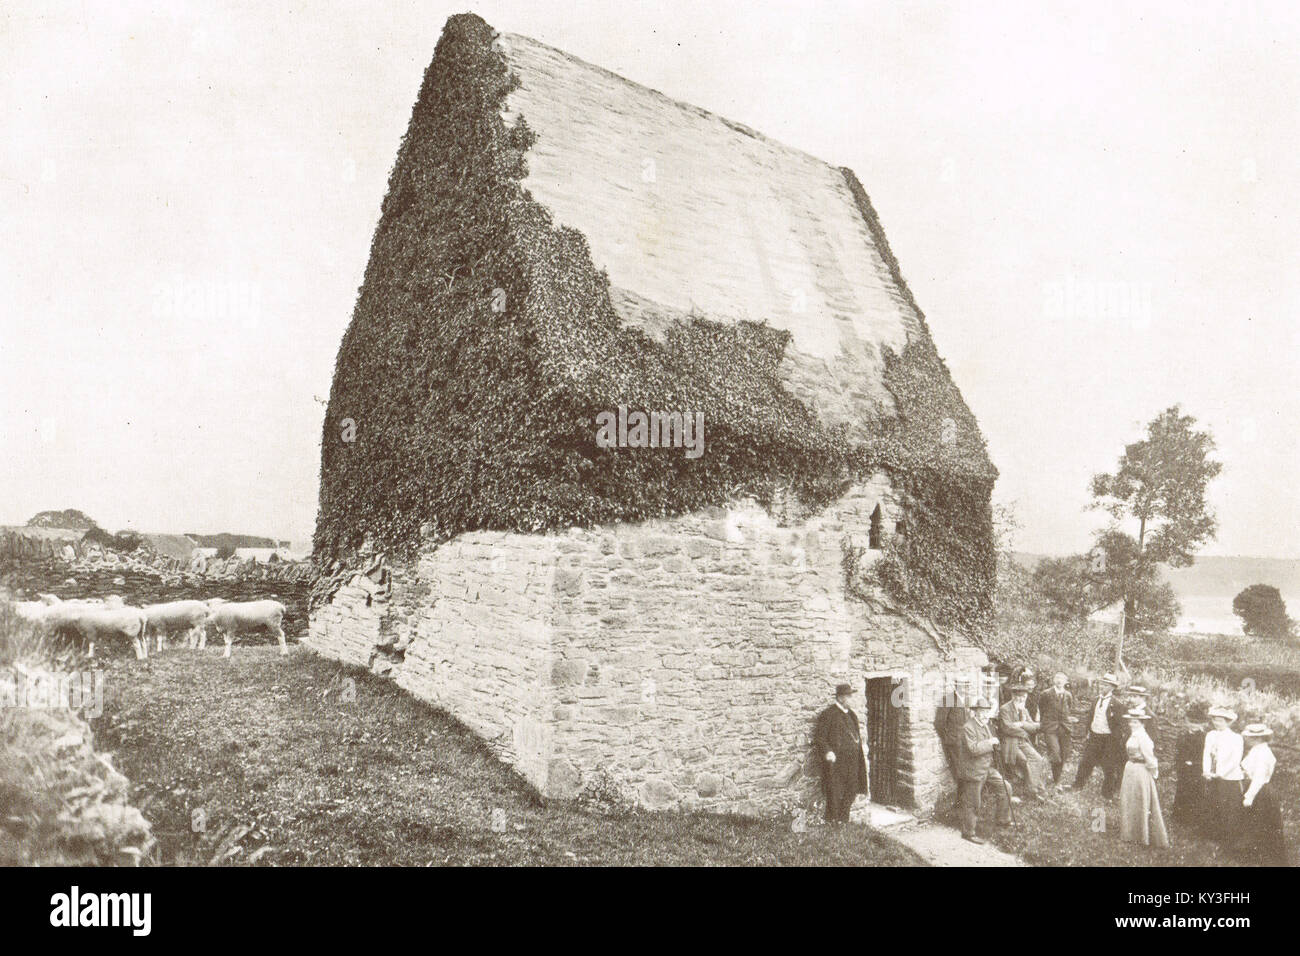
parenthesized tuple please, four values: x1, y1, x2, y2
(814, 682, 869, 822)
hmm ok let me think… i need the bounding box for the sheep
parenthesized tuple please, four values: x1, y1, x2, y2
(201, 600, 288, 658)
(143, 600, 210, 652)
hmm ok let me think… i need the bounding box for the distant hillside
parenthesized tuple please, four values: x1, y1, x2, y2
(1161, 556, 1300, 599)
(1013, 552, 1300, 635)
(185, 532, 281, 551)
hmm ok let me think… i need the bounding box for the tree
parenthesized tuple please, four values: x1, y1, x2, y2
(1031, 555, 1096, 621)
(1089, 406, 1220, 637)
(28, 509, 99, 530)
(1088, 530, 1180, 634)
(1233, 584, 1294, 640)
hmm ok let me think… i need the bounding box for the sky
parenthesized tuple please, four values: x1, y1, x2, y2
(2, 0, 1297, 556)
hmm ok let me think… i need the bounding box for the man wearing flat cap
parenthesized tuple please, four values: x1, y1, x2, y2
(814, 683, 869, 822)
(956, 696, 1012, 843)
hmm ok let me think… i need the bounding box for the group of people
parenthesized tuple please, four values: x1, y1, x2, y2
(1173, 702, 1288, 864)
(921, 669, 1288, 859)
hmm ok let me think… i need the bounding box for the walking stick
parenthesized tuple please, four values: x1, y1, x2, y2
(992, 739, 1017, 827)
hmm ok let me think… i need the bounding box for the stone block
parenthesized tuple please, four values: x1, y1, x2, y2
(640, 778, 679, 809)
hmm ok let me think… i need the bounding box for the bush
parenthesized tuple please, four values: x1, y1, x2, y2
(0, 602, 57, 669)
(111, 530, 147, 553)
(984, 616, 1115, 677)
(0, 601, 154, 865)
(26, 510, 98, 531)
(573, 767, 637, 816)
(1233, 584, 1295, 641)
(79, 527, 115, 551)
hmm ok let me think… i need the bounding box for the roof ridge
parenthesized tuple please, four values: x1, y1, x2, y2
(498, 30, 841, 172)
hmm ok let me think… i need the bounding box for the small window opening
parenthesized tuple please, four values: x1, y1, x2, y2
(868, 504, 883, 550)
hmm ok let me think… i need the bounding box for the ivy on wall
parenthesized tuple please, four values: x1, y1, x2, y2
(315, 13, 996, 634)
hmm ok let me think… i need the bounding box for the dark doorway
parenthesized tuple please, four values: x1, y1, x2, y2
(866, 676, 901, 804)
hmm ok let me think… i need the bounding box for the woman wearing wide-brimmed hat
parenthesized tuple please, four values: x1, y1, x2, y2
(1202, 705, 1244, 843)
(1236, 724, 1288, 864)
(1119, 705, 1169, 848)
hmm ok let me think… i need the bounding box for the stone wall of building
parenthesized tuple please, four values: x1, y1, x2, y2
(305, 475, 987, 816)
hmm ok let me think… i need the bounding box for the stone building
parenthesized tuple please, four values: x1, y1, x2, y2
(308, 15, 997, 818)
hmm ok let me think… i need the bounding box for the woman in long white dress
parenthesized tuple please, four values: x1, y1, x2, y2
(1202, 705, 1244, 843)
(1236, 723, 1288, 865)
(1119, 707, 1169, 848)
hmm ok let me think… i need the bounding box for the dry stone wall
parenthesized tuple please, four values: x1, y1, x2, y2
(306, 475, 986, 816)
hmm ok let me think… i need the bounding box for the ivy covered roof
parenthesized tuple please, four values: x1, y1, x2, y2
(316, 13, 996, 629)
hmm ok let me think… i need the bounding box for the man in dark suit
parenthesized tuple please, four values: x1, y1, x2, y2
(814, 683, 869, 822)
(1017, 667, 1041, 721)
(1072, 673, 1126, 798)
(1037, 672, 1077, 785)
(934, 675, 974, 778)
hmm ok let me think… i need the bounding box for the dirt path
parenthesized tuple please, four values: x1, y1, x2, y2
(889, 822, 1025, 866)
(852, 803, 1025, 866)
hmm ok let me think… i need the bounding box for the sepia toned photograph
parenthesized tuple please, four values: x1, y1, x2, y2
(1, 0, 1295, 934)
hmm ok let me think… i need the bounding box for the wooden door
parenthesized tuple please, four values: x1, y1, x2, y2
(866, 676, 900, 804)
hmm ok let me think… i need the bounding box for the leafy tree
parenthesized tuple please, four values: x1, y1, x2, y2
(1087, 530, 1180, 633)
(1233, 584, 1294, 640)
(1089, 406, 1220, 634)
(1031, 555, 1096, 621)
(28, 509, 99, 530)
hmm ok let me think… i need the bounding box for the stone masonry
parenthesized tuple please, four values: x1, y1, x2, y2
(306, 474, 987, 817)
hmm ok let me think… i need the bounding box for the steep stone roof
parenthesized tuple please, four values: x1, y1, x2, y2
(498, 33, 923, 431)
(316, 14, 996, 632)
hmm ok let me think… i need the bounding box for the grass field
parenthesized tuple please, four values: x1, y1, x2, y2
(91, 647, 924, 866)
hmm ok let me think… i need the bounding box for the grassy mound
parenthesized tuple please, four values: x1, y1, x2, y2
(0, 604, 154, 865)
(97, 647, 925, 866)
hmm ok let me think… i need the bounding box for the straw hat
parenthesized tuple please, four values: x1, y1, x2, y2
(1124, 708, 1152, 721)
(1099, 673, 1119, 686)
(1126, 684, 1150, 697)
(1207, 705, 1238, 723)
(1241, 723, 1273, 739)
